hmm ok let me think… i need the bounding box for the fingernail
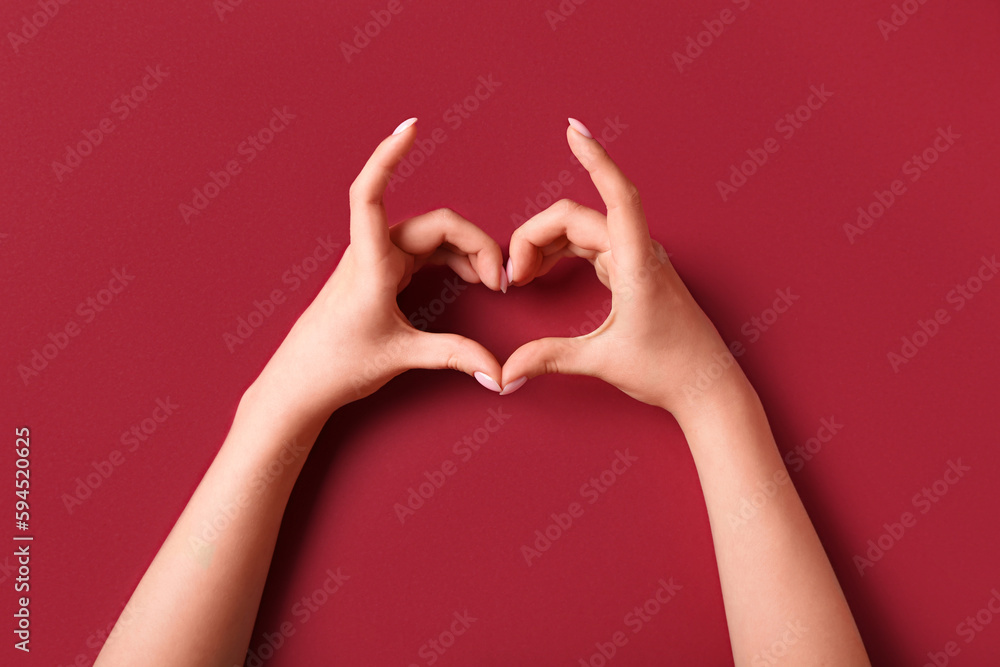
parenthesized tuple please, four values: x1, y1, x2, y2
(500, 376, 527, 396)
(474, 371, 501, 392)
(392, 117, 418, 135)
(505, 257, 514, 284)
(567, 117, 593, 139)
(500, 267, 508, 294)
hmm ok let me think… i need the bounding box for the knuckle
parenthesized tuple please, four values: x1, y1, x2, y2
(651, 240, 669, 263)
(434, 207, 460, 229)
(482, 239, 502, 260)
(446, 337, 472, 371)
(348, 181, 374, 207)
(619, 181, 643, 209)
(556, 198, 580, 215)
(510, 224, 525, 244)
(347, 178, 363, 199)
(538, 338, 569, 375)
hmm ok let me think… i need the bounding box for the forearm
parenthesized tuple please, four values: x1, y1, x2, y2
(96, 381, 330, 667)
(673, 369, 869, 666)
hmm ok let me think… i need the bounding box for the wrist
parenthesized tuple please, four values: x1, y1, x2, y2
(237, 372, 339, 451)
(665, 360, 759, 432)
(667, 370, 782, 477)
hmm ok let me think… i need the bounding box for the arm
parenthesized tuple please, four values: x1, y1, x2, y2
(95, 118, 508, 667)
(500, 119, 870, 665)
(677, 376, 870, 665)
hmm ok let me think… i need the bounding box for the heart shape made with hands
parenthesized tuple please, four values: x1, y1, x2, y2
(398, 254, 616, 392)
(345, 117, 679, 407)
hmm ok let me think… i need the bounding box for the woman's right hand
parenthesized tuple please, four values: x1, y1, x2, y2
(501, 119, 749, 419)
(247, 118, 507, 436)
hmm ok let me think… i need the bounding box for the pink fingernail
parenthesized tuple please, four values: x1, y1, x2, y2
(474, 371, 501, 392)
(500, 267, 508, 294)
(568, 117, 593, 139)
(500, 376, 527, 396)
(505, 257, 514, 284)
(392, 117, 417, 135)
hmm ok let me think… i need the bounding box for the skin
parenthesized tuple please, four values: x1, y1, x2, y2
(95, 121, 870, 666)
(503, 125, 871, 666)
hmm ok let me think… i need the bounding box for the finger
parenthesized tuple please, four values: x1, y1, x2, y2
(423, 248, 480, 284)
(534, 247, 579, 278)
(348, 118, 418, 258)
(390, 208, 505, 290)
(501, 336, 593, 389)
(507, 199, 609, 285)
(566, 118, 652, 268)
(406, 330, 504, 392)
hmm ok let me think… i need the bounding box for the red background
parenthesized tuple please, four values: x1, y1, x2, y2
(4, 0, 1000, 664)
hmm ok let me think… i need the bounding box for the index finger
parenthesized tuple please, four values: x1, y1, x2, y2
(347, 118, 418, 258)
(507, 198, 609, 285)
(566, 118, 652, 268)
(390, 208, 505, 290)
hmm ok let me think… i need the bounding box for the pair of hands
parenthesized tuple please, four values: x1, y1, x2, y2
(255, 118, 737, 429)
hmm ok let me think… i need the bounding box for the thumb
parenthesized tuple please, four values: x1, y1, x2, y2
(501, 336, 592, 393)
(406, 331, 504, 393)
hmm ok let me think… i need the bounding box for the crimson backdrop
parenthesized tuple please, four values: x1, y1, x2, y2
(3, 0, 1000, 665)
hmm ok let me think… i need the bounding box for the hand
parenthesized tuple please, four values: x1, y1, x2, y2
(501, 119, 743, 418)
(251, 119, 507, 430)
